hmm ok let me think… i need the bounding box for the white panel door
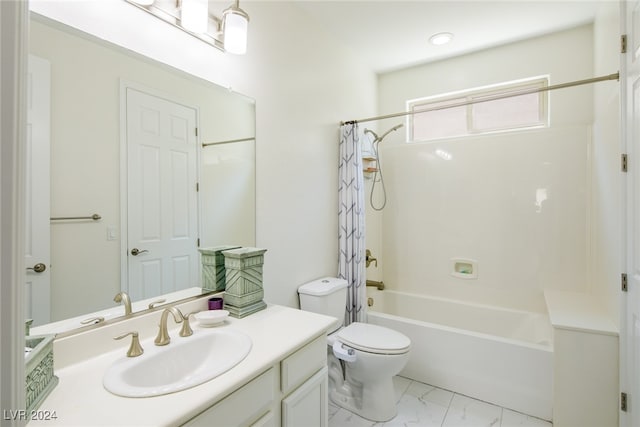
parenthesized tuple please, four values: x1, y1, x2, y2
(25, 55, 51, 326)
(125, 88, 199, 300)
(623, 1, 640, 426)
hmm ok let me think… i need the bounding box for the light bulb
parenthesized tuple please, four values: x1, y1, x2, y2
(429, 32, 454, 46)
(223, 11, 248, 54)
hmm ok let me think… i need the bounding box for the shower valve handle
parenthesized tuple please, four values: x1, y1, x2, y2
(366, 249, 378, 268)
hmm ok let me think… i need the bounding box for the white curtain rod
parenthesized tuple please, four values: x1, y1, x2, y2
(341, 72, 620, 126)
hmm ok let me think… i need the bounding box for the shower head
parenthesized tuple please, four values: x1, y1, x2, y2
(377, 123, 404, 142)
(364, 128, 379, 141)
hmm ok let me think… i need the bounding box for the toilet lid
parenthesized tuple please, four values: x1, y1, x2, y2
(337, 322, 410, 355)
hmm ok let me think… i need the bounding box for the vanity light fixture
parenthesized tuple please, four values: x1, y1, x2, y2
(222, 0, 250, 55)
(180, 0, 208, 34)
(124, 0, 251, 55)
(129, 0, 155, 5)
(429, 32, 454, 46)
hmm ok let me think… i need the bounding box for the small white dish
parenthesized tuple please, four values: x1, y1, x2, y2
(195, 310, 229, 327)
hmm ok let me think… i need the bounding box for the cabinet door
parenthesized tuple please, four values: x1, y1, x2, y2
(182, 368, 274, 427)
(282, 367, 328, 427)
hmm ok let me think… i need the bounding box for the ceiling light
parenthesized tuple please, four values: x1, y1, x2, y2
(429, 32, 454, 46)
(223, 1, 250, 55)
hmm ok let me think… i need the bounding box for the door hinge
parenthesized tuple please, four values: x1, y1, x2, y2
(622, 392, 628, 412)
(622, 153, 628, 172)
(622, 273, 628, 292)
(622, 34, 628, 54)
(195, 127, 198, 137)
(197, 238, 200, 247)
(196, 182, 199, 192)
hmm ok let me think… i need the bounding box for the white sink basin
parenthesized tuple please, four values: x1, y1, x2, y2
(103, 328, 252, 397)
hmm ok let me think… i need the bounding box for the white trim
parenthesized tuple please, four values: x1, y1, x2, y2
(620, 2, 631, 426)
(1, 0, 28, 423)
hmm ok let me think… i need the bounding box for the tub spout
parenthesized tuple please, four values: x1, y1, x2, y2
(365, 280, 384, 290)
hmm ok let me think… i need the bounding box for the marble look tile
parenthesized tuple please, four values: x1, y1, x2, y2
(442, 394, 502, 427)
(329, 402, 341, 419)
(329, 408, 382, 427)
(329, 376, 552, 427)
(405, 381, 454, 408)
(381, 381, 453, 427)
(500, 409, 552, 427)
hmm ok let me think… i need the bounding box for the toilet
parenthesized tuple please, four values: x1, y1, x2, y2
(298, 277, 411, 422)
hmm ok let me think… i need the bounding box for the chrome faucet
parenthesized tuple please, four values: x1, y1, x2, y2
(114, 291, 132, 316)
(155, 307, 184, 346)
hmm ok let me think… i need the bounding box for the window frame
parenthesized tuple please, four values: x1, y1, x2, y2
(406, 76, 550, 143)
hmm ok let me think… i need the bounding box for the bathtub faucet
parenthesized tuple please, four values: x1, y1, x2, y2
(366, 280, 385, 290)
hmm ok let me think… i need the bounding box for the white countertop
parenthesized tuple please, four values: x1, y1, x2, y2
(28, 303, 334, 427)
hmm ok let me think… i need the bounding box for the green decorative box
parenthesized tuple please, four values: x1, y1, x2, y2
(222, 247, 267, 318)
(199, 245, 241, 291)
(25, 334, 58, 412)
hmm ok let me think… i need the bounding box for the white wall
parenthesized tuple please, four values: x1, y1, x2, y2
(374, 25, 596, 312)
(592, 2, 621, 328)
(29, 0, 377, 311)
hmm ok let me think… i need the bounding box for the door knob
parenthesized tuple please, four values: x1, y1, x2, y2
(26, 263, 47, 273)
(130, 248, 149, 256)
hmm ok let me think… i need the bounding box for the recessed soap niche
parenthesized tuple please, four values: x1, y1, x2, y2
(451, 258, 478, 279)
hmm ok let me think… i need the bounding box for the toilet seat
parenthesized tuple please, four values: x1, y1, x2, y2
(336, 322, 410, 355)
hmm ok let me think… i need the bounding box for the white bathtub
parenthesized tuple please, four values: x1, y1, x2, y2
(367, 289, 553, 420)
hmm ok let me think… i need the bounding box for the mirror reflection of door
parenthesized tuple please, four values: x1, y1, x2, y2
(25, 54, 51, 326)
(124, 86, 199, 300)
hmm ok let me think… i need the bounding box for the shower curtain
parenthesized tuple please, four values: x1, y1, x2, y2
(338, 123, 366, 325)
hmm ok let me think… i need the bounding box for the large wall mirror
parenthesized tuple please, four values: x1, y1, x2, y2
(26, 13, 256, 336)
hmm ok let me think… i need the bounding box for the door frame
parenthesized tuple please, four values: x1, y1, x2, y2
(1, 0, 28, 419)
(119, 80, 202, 295)
(621, 0, 638, 425)
(25, 54, 51, 326)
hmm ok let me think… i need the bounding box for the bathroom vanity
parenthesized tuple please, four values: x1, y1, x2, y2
(27, 299, 334, 427)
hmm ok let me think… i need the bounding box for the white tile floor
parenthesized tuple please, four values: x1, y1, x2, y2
(328, 376, 552, 427)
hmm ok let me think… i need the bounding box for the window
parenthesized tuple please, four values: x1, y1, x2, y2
(407, 76, 549, 143)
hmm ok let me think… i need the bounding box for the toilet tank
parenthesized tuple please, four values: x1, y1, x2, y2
(298, 277, 348, 333)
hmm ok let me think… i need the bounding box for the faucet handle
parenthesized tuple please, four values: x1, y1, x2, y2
(148, 299, 166, 309)
(114, 331, 144, 357)
(366, 249, 378, 268)
(25, 319, 34, 336)
(81, 316, 105, 325)
(179, 311, 200, 337)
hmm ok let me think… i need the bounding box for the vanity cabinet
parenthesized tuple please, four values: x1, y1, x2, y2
(182, 368, 275, 427)
(182, 334, 328, 427)
(280, 335, 328, 427)
(281, 367, 328, 427)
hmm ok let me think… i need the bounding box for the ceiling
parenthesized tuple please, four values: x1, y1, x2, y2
(291, 0, 606, 74)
